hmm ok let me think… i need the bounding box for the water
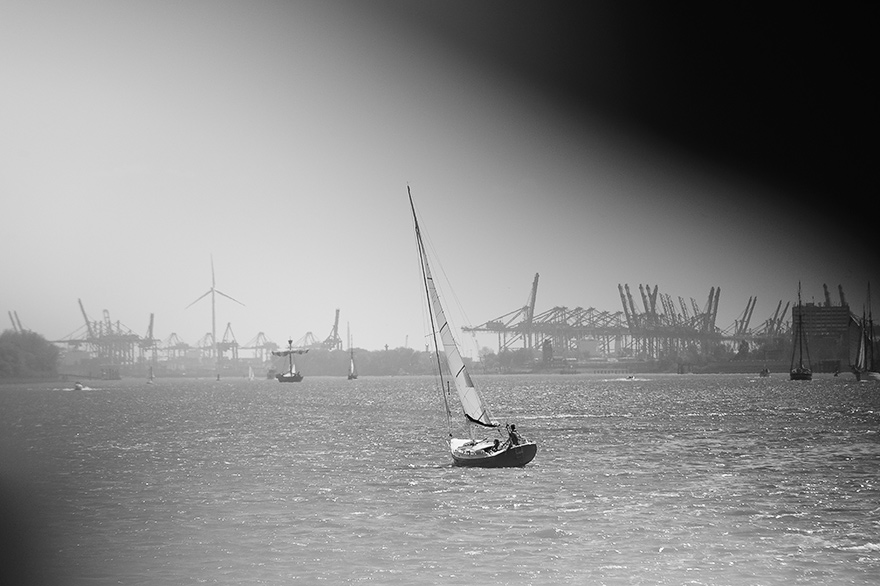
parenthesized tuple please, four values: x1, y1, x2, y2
(1, 374, 878, 585)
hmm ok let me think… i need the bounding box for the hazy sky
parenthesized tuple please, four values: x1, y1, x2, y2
(1, 1, 873, 355)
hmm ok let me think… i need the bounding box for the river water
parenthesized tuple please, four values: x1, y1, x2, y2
(1, 373, 878, 585)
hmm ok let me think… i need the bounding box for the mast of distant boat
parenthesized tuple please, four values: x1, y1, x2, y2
(868, 283, 876, 374)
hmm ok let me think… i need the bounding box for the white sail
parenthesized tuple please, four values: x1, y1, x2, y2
(854, 316, 867, 371)
(412, 197, 495, 427)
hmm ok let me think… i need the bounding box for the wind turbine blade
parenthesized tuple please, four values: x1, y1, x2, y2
(185, 289, 212, 309)
(215, 289, 245, 306)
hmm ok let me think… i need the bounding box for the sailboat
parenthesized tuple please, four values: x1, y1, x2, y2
(853, 284, 879, 381)
(347, 348, 358, 380)
(410, 188, 536, 468)
(272, 339, 308, 382)
(347, 327, 358, 380)
(247, 365, 255, 381)
(790, 282, 813, 381)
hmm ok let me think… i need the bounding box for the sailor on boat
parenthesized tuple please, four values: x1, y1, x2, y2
(507, 423, 521, 446)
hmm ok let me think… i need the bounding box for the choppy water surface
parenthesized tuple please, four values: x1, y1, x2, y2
(1, 374, 878, 585)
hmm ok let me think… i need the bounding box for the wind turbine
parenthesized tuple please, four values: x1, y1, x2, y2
(186, 255, 244, 377)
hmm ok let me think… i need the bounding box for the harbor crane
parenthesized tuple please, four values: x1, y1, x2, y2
(463, 273, 540, 350)
(241, 332, 278, 362)
(217, 322, 239, 360)
(139, 313, 158, 362)
(323, 309, 343, 350)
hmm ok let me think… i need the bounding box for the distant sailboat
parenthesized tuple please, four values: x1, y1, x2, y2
(853, 283, 879, 381)
(272, 339, 308, 382)
(347, 349, 358, 380)
(147, 366, 154, 384)
(790, 283, 813, 381)
(347, 324, 357, 380)
(247, 366, 255, 381)
(410, 188, 536, 467)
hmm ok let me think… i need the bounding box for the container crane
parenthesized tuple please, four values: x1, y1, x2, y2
(323, 309, 343, 350)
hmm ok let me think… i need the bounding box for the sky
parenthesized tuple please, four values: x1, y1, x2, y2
(1, 1, 874, 356)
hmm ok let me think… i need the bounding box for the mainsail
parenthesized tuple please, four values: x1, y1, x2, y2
(854, 311, 867, 371)
(411, 191, 496, 428)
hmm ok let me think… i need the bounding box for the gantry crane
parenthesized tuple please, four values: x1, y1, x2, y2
(323, 309, 343, 350)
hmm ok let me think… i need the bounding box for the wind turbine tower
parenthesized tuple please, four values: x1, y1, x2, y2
(186, 255, 245, 376)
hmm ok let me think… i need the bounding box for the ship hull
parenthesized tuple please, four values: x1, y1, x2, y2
(276, 373, 303, 382)
(451, 441, 537, 468)
(790, 368, 812, 381)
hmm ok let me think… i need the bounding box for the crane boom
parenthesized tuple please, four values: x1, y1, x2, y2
(78, 299, 95, 339)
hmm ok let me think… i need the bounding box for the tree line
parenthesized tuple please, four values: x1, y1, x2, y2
(0, 330, 59, 379)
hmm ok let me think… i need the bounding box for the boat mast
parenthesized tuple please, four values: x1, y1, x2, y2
(791, 282, 810, 369)
(288, 339, 294, 374)
(410, 187, 453, 434)
(797, 284, 804, 368)
(868, 283, 875, 372)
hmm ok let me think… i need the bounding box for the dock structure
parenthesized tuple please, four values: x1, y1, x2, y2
(464, 276, 732, 360)
(52, 299, 143, 379)
(617, 283, 724, 360)
(464, 278, 863, 371)
(464, 278, 799, 365)
(464, 304, 628, 357)
(46, 282, 862, 376)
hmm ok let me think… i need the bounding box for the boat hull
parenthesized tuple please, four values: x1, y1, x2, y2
(451, 441, 537, 468)
(790, 369, 812, 381)
(855, 370, 880, 382)
(276, 373, 303, 382)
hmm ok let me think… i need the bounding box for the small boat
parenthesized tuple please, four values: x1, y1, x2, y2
(759, 367, 770, 378)
(410, 188, 536, 468)
(147, 366, 154, 384)
(347, 325, 358, 380)
(247, 366, 255, 381)
(853, 283, 880, 382)
(347, 347, 358, 380)
(73, 381, 84, 391)
(272, 339, 308, 382)
(790, 283, 813, 381)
